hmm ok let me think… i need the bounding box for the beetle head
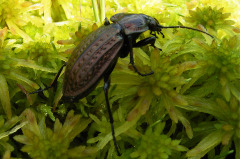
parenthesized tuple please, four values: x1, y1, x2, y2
(143, 15, 165, 38)
(111, 13, 165, 38)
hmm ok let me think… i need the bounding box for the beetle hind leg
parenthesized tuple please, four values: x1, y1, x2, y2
(104, 76, 121, 156)
(28, 63, 66, 95)
(131, 64, 154, 76)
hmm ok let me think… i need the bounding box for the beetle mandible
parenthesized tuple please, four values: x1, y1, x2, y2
(30, 13, 213, 155)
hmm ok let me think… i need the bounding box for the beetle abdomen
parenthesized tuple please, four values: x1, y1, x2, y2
(63, 24, 123, 100)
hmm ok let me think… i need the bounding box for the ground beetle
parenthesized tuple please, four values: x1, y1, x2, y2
(30, 13, 213, 155)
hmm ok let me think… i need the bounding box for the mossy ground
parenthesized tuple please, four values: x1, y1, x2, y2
(0, 0, 240, 159)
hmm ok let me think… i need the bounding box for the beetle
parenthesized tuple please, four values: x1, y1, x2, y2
(29, 13, 213, 155)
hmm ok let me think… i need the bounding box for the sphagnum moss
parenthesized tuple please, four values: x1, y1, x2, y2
(0, 0, 240, 158)
(185, 6, 235, 36)
(130, 122, 187, 159)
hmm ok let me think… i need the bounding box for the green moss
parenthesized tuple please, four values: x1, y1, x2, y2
(185, 6, 235, 35)
(0, 0, 240, 158)
(14, 109, 94, 159)
(130, 122, 188, 159)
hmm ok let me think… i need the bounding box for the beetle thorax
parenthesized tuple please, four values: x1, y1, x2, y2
(112, 14, 151, 36)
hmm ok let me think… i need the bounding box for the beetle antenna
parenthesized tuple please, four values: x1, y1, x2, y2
(160, 25, 214, 38)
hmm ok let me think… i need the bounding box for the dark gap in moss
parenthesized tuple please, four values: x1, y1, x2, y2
(9, 130, 29, 158)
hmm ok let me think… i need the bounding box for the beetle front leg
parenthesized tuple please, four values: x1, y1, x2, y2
(133, 36, 162, 51)
(128, 36, 154, 76)
(103, 76, 121, 156)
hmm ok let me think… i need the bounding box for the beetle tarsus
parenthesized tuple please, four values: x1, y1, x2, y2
(104, 76, 121, 156)
(28, 86, 52, 95)
(159, 31, 165, 38)
(132, 64, 154, 76)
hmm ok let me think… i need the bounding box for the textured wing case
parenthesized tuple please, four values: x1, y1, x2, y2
(63, 24, 123, 99)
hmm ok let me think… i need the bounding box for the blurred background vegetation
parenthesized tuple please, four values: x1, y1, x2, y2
(0, 0, 240, 158)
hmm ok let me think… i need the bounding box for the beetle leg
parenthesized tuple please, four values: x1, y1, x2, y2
(128, 36, 154, 76)
(150, 31, 158, 38)
(133, 36, 162, 51)
(159, 31, 165, 38)
(103, 76, 121, 156)
(150, 30, 165, 38)
(28, 63, 66, 94)
(104, 18, 111, 25)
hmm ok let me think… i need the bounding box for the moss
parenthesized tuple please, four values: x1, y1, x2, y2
(0, 0, 239, 158)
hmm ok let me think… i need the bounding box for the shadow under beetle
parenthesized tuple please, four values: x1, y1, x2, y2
(29, 13, 213, 156)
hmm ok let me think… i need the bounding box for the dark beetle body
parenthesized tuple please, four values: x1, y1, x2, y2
(60, 13, 165, 155)
(30, 13, 212, 156)
(62, 13, 159, 102)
